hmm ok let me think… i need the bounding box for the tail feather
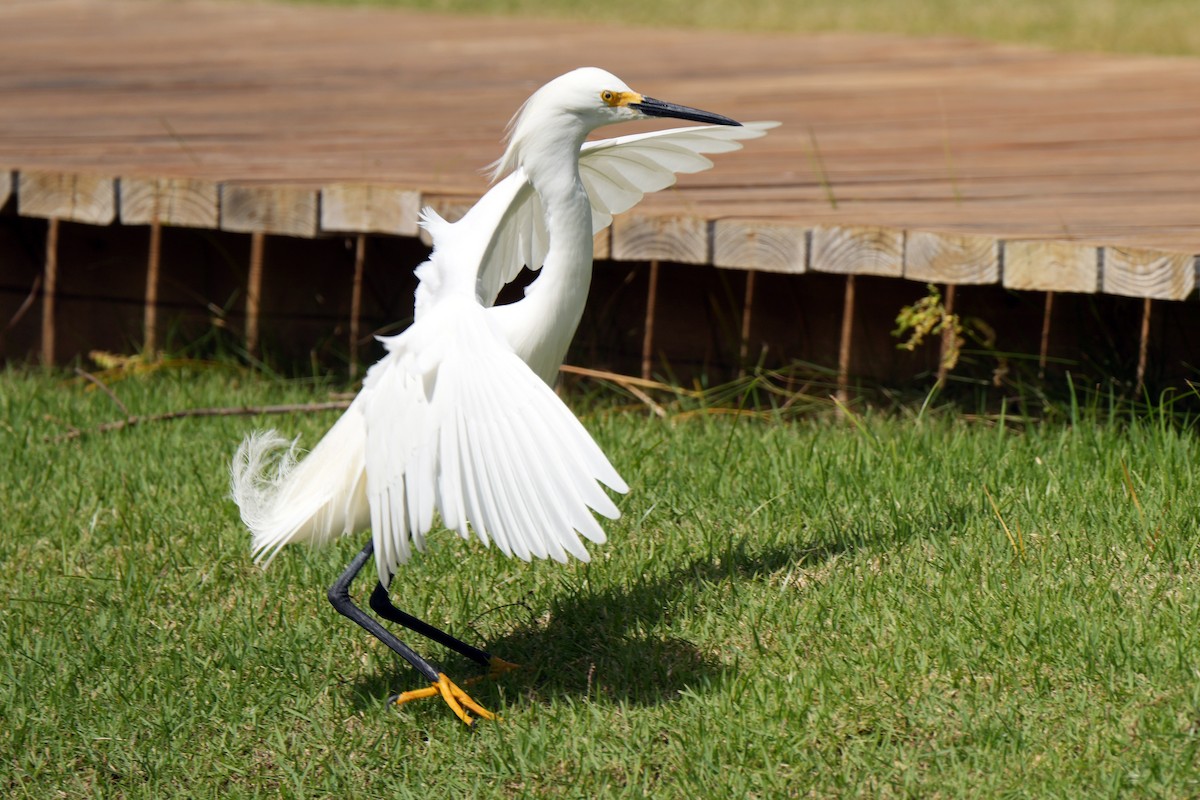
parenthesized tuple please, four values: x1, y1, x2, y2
(230, 401, 370, 567)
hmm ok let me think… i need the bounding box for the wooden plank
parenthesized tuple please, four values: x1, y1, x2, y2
(811, 225, 903, 277)
(246, 232, 265, 355)
(0, 169, 11, 209)
(144, 220, 162, 356)
(220, 184, 318, 238)
(1039, 291, 1054, 378)
(712, 219, 807, 273)
(1101, 246, 1195, 300)
(4, 1, 1200, 291)
(1136, 297, 1152, 392)
(7, 1, 1200, 293)
(611, 214, 708, 264)
(41, 218, 59, 365)
(1004, 241, 1099, 293)
(349, 234, 366, 379)
(121, 177, 219, 228)
(739, 269, 756, 372)
(937, 283, 957, 386)
(641, 261, 660, 380)
(904, 231, 1000, 285)
(321, 183, 421, 236)
(18, 171, 116, 225)
(837, 274, 856, 408)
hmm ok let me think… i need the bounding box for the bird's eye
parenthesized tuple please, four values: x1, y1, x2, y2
(600, 90, 619, 107)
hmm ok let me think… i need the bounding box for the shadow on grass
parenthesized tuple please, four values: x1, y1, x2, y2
(344, 534, 863, 713)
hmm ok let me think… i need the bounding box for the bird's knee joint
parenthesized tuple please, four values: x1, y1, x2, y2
(368, 581, 392, 616)
(327, 581, 351, 614)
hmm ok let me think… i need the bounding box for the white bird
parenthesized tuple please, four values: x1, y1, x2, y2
(231, 67, 775, 725)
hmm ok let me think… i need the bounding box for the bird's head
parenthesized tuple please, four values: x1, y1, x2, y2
(490, 67, 741, 180)
(539, 67, 742, 129)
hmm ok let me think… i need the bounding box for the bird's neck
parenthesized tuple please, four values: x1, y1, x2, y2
(493, 133, 596, 383)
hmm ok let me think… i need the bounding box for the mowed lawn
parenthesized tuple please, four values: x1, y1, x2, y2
(305, 0, 1200, 57)
(2, 367, 1200, 798)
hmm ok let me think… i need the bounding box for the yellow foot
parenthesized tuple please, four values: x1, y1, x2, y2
(486, 656, 521, 679)
(392, 674, 496, 726)
(460, 656, 521, 687)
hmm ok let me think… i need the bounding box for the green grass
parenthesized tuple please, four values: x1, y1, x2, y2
(3, 365, 1200, 797)
(298, 0, 1200, 57)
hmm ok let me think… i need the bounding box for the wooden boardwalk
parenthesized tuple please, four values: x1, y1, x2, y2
(3, 0, 1200, 285)
(2, 0, 1199, 380)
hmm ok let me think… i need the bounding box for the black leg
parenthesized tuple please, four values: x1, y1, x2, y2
(369, 580, 493, 668)
(326, 538, 439, 684)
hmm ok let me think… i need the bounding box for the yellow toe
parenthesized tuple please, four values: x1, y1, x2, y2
(487, 656, 521, 678)
(392, 684, 439, 705)
(436, 673, 497, 725)
(393, 674, 497, 726)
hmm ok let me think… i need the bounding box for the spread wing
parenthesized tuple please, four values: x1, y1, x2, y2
(472, 121, 779, 307)
(361, 297, 627, 583)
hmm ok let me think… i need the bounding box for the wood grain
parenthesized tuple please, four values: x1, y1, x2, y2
(220, 184, 319, 238)
(144, 220, 162, 355)
(1004, 241, 1099, 293)
(904, 231, 1000, 284)
(121, 177, 219, 228)
(246, 232, 265, 355)
(321, 184, 421, 236)
(593, 228, 611, 261)
(41, 218, 59, 365)
(18, 171, 116, 225)
(712, 219, 807, 273)
(1102, 247, 1195, 300)
(612, 214, 709, 264)
(811, 226, 903, 277)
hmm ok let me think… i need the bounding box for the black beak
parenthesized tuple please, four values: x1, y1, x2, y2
(629, 96, 742, 127)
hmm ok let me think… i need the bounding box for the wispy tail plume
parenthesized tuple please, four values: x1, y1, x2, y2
(230, 401, 370, 567)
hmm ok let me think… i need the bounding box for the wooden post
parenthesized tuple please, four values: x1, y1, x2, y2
(1039, 291, 1054, 379)
(246, 231, 265, 356)
(349, 234, 366, 379)
(1136, 296, 1152, 393)
(144, 219, 162, 357)
(837, 274, 856, 409)
(41, 218, 60, 366)
(641, 260, 660, 381)
(936, 283, 957, 386)
(739, 269, 757, 377)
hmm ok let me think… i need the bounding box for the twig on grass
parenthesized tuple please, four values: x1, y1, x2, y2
(48, 401, 352, 443)
(73, 368, 130, 417)
(560, 364, 673, 418)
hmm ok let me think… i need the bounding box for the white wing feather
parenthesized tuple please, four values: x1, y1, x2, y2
(471, 121, 778, 307)
(361, 296, 627, 584)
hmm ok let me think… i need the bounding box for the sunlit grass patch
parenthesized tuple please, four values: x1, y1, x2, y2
(3, 365, 1200, 797)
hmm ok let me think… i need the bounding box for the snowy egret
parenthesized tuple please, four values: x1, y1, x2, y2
(232, 67, 775, 725)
